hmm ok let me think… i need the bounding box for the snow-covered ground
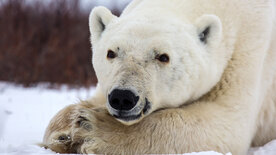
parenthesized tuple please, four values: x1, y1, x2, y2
(0, 82, 95, 154)
(0, 82, 275, 155)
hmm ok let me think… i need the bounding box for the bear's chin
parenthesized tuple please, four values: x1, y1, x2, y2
(114, 114, 144, 125)
(111, 109, 146, 125)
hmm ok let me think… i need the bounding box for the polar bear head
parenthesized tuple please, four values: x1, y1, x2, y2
(89, 7, 227, 125)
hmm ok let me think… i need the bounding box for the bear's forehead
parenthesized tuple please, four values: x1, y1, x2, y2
(107, 17, 193, 39)
(99, 17, 196, 53)
(112, 23, 169, 38)
(101, 34, 172, 55)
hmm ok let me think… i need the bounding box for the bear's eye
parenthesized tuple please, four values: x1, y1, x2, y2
(156, 54, 170, 63)
(107, 50, 117, 59)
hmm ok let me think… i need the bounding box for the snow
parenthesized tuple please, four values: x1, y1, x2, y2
(0, 82, 95, 154)
(0, 82, 275, 155)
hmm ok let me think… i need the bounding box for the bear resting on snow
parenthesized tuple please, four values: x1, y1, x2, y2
(42, 0, 276, 154)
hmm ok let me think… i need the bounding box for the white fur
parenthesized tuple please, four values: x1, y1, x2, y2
(89, 0, 276, 153)
(91, 3, 230, 121)
(43, 0, 276, 154)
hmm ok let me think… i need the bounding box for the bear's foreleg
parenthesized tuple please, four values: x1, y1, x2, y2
(71, 103, 251, 155)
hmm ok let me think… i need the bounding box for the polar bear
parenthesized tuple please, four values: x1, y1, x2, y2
(42, 0, 276, 154)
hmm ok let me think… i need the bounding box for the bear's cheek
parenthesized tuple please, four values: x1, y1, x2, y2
(93, 61, 114, 93)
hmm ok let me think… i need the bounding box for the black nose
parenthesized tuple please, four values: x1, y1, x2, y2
(108, 89, 139, 111)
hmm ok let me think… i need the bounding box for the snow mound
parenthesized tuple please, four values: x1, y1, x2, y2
(1, 143, 230, 155)
(248, 140, 276, 155)
(1, 144, 54, 154)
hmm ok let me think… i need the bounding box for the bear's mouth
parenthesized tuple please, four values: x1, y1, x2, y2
(113, 112, 142, 121)
(111, 99, 151, 122)
(142, 98, 151, 115)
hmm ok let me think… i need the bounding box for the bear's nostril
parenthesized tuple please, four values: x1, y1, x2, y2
(122, 99, 134, 110)
(123, 99, 132, 105)
(112, 98, 120, 105)
(108, 89, 139, 111)
(111, 98, 120, 109)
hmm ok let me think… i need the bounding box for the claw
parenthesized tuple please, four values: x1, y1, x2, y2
(76, 116, 92, 131)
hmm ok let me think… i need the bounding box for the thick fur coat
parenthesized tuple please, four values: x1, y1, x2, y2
(42, 0, 276, 154)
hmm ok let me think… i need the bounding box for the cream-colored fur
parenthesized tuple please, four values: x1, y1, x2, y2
(42, 0, 276, 154)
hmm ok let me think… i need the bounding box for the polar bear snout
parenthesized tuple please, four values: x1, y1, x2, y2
(106, 88, 152, 124)
(108, 89, 139, 111)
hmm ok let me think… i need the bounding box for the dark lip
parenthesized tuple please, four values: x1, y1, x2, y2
(142, 98, 151, 115)
(113, 112, 142, 122)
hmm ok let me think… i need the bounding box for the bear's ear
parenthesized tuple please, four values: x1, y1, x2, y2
(195, 15, 222, 47)
(89, 6, 117, 42)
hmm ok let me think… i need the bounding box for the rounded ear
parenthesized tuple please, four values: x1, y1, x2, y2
(196, 15, 222, 48)
(89, 6, 117, 43)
